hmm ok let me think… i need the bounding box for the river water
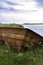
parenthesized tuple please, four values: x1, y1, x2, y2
(23, 25, 43, 36)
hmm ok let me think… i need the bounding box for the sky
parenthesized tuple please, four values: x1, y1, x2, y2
(0, 0, 43, 24)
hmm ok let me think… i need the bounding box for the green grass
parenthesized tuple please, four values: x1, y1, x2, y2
(0, 44, 43, 65)
(0, 24, 23, 28)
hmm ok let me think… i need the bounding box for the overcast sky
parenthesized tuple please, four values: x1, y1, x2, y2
(0, 0, 43, 24)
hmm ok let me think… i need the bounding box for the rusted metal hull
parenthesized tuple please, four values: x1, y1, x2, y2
(0, 27, 43, 52)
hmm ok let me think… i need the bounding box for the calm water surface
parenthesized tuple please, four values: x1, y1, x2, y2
(23, 25, 43, 36)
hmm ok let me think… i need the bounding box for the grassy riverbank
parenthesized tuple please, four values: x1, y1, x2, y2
(0, 24, 23, 28)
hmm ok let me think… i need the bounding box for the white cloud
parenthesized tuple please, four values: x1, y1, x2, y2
(0, 0, 43, 24)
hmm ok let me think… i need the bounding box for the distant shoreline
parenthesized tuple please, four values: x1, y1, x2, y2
(23, 23, 43, 25)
